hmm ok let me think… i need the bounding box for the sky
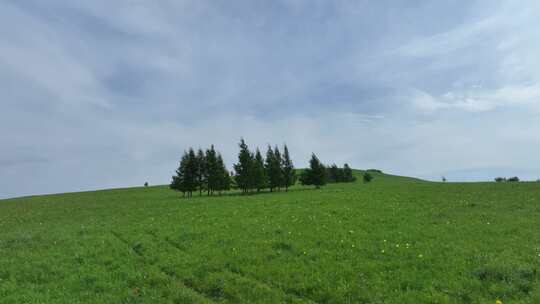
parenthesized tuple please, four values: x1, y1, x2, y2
(2, 0, 540, 199)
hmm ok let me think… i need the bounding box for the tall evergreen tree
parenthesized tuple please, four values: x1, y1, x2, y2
(265, 145, 280, 192)
(273, 146, 284, 191)
(343, 163, 356, 182)
(171, 148, 198, 197)
(205, 145, 219, 195)
(216, 153, 231, 194)
(253, 148, 267, 192)
(264, 146, 275, 192)
(185, 148, 199, 196)
(196, 148, 207, 196)
(281, 144, 296, 191)
(327, 164, 340, 183)
(234, 138, 253, 194)
(300, 153, 326, 189)
(170, 151, 189, 197)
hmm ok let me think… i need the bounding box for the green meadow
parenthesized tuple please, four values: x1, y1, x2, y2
(1, 171, 539, 303)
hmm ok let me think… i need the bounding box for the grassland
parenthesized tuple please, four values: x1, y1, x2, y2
(1, 171, 539, 303)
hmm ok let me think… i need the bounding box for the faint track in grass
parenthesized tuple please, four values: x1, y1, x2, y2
(146, 231, 319, 304)
(110, 230, 216, 303)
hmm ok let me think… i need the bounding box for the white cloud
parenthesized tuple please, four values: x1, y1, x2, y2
(2, 1, 540, 198)
(411, 84, 540, 113)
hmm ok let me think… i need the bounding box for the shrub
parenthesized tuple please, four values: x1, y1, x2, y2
(494, 177, 506, 183)
(507, 176, 520, 182)
(363, 172, 373, 183)
(144, 182, 149, 187)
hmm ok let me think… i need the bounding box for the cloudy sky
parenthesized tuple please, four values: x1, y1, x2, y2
(2, 0, 540, 198)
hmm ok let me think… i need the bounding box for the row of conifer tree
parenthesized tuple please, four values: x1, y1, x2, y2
(234, 139, 296, 193)
(170, 139, 358, 197)
(170, 145, 231, 197)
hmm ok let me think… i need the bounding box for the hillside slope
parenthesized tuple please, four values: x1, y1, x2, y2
(1, 172, 539, 303)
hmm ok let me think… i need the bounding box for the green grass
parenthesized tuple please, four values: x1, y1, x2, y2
(1, 171, 540, 303)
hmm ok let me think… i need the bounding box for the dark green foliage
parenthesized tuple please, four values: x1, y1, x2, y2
(144, 182, 148, 187)
(363, 172, 373, 183)
(265, 146, 281, 192)
(326, 164, 343, 183)
(170, 151, 187, 196)
(172, 140, 300, 195)
(495, 176, 520, 183)
(343, 163, 356, 182)
(215, 154, 231, 194)
(273, 146, 284, 191)
(170, 149, 198, 197)
(196, 148, 207, 196)
(252, 149, 267, 192)
(300, 153, 326, 188)
(234, 138, 254, 194)
(173, 145, 231, 197)
(205, 145, 220, 195)
(326, 163, 355, 183)
(281, 145, 296, 191)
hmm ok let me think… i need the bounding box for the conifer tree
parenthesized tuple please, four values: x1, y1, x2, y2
(343, 163, 356, 182)
(205, 145, 219, 195)
(327, 164, 340, 183)
(171, 148, 198, 197)
(216, 153, 231, 194)
(273, 146, 284, 191)
(265, 145, 280, 192)
(264, 146, 274, 192)
(253, 148, 267, 192)
(185, 148, 199, 196)
(281, 144, 296, 191)
(234, 138, 253, 194)
(196, 148, 207, 196)
(300, 153, 326, 189)
(170, 151, 189, 197)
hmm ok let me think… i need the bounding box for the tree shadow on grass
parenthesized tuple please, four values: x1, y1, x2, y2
(169, 186, 320, 200)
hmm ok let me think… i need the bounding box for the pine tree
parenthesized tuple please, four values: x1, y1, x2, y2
(185, 148, 199, 196)
(327, 164, 340, 183)
(343, 163, 355, 182)
(264, 146, 274, 192)
(253, 148, 267, 192)
(205, 145, 219, 195)
(216, 153, 231, 194)
(170, 151, 189, 197)
(273, 146, 284, 191)
(281, 144, 296, 191)
(234, 138, 253, 194)
(265, 145, 281, 192)
(300, 153, 326, 189)
(171, 148, 198, 197)
(196, 148, 207, 196)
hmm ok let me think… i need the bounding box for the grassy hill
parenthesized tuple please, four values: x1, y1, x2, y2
(1, 171, 539, 303)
